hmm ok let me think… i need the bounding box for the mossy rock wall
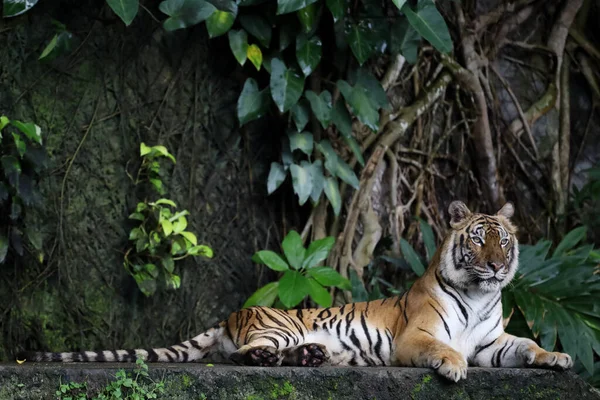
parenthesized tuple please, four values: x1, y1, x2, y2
(0, 0, 281, 360)
(1, 364, 599, 400)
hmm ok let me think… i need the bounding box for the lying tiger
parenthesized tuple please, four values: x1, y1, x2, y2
(17, 201, 572, 382)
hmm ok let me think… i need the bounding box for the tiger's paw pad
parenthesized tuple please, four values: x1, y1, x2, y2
(432, 355, 467, 382)
(298, 344, 329, 367)
(249, 348, 280, 367)
(525, 350, 573, 370)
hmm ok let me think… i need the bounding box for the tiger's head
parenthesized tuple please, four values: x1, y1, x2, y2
(439, 200, 518, 293)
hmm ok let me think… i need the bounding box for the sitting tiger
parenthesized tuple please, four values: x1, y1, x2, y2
(17, 201, 572, 382)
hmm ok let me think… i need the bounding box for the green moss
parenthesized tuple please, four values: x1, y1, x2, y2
(181, 374, 193, 388)
(411, 374, 433, 399)
(269, 380, 295, 399)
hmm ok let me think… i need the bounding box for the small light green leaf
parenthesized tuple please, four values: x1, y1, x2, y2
(159, 0, 217, 31)
(12, 133, 26, 158)
(267, 162, 287, 194)
(281, 230, 305, 270)
(107, 0, 139, 26)
(270, 58, 305, 113)
(290, 164, 313, 206)
(12, 120, 42, 145)
(247, 44, 263, 70)
(296, 35, 322, 76)
(153, 198, 177, 207)
(401, 0, 453, 54)
(179, 231, 198, 246)
(325, 0, 344, 22)
(288, 131, 313, 156)
(129, 227, 145, 241)
(168, 274, 181, 289)
(228, 30, 248, 65)
(277, 0, 318, 15)
(0, 116, 10, 131)
(188, 245, 214, 257)
(302, 237, 335, 269)
(237, 78, 271, 125)
(206, 10, 235, 38)
(161, 219, 173, 236)
(400, 238, 425, 276)
(324, 177, 341, 216)
(291, 99, 311, 132)
(307, 278, 332, 307)
(243, 282, 279, 308)
(278, 270, 310, 308)
(305, 90, 332, 129)
(239, 14, 272, 48)
(172, 215, 188, 233)
(252, 250, 290, 271)
(140, 142, 151, 156)
(146, 263, 159, 278)
(161, 256, 174, 273)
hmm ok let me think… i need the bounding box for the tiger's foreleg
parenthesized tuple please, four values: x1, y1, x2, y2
(471, 333, 573, 369)
(395, 331, 468, 382)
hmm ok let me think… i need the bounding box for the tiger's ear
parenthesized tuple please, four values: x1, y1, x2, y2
(496, 202, 514, 219)
(448, 201, 472, 228)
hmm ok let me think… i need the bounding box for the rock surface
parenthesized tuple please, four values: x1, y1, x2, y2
(0, 363, 598, 400)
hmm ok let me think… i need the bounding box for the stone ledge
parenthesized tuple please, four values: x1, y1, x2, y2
(0, 363, 599, 400)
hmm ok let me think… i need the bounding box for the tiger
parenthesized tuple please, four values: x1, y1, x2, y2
(17, 200, 572, 382)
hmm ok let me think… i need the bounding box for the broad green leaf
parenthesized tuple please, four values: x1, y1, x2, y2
(188, 245, 214, 257)
(400, 238, 425, 276)
(391, 18, 421, 64)
(243, 282, 279, 308)
(279, 23, 296, 51)
(391, 0, 406, 9)
(228, 30, 248, 65)
(337, 80, 379, 131)
(12, 133, 26, 158)
(323, 177, 341, 216)
(252, 250, 289, 271)
(161, 256, 174, 273)
(153, 198, 176, 207)
(145, 264, 159, 279)
(179, 231, 198, 246)
(316, 140, 337, 165)
(107, 0, 139, 26)
(140, 142, 151, 156)
(237, 78, 271, 125)
(129, 227, 145, 241)
(206, 10, 235, 38)
(354, 68, 390, 110)
(267, 162, 287, 194)
(305, 90, 332, 129)
(159, 0, 217, 31)
(325, 0, 344, 22)
(419, 219, 437, 262)
(307, 278, 332, 307)
(145, 145, 176, 163)
(247, 44, 263, 71)
(401, 0, 452, 54)
(333, 157, 359, 189)
(342, 135, 364, 166)
(553, 226, 587, 257)
(296, 35, 322, 76)
(290, 163, 313, 206)
(239, 14, 272, 48)
(307, 266, 349, 288)
(307, 160, 325, 202)
(134, 273, 157, 296)
(25, 227, 43, 251)
(296, 2, 318, 33)
(288, 131, 313, 156)
(270, 58, 305, 113)
(2, 0, 39, 17)
(161, 219, 174, 236)
(277, 0, 318, 15)
(349, 269, 368, 300)
(302, 237, 335, 269)
(291, 99, 310, 132)
(12, 121, 42, 145)
(346, 22, 376, 66)
(167, 274, 181, 289)
(0, 116, 9, 131)
(39, 31, 74, 61)
(278, 270, 310, 308)
(281, 230, 305, 270)
(0, 234, 8, 264)
(331, 99, 352, 137)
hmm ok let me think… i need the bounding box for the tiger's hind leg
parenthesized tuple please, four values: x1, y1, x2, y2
(229, 343, 284, 367)
(282, 343, 330, 367)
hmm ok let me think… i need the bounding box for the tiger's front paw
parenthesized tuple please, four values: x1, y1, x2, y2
(523, 347, 573, 370)
(430, 352, 468, 382)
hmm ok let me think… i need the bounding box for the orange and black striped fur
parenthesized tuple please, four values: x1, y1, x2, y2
(17, 201, 572, 382)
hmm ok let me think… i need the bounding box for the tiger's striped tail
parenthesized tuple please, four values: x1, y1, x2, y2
(16, 323, 225, 363)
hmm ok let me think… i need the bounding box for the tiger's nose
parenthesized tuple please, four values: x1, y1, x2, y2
(488, 262, 505, 272)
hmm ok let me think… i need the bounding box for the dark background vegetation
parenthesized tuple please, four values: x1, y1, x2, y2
(1, 0, 599, 387)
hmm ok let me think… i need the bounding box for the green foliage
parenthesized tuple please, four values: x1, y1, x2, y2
(245, 231, 349, 309)
(55, 359, 165, 400)
(39, 21, 74, 61)
(571, 165, 600, 244)
(503, 227, 600, 378)
(2, 0, 39, 17)
(124, 143, 213, 296)
(0, 116, 47, 266)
